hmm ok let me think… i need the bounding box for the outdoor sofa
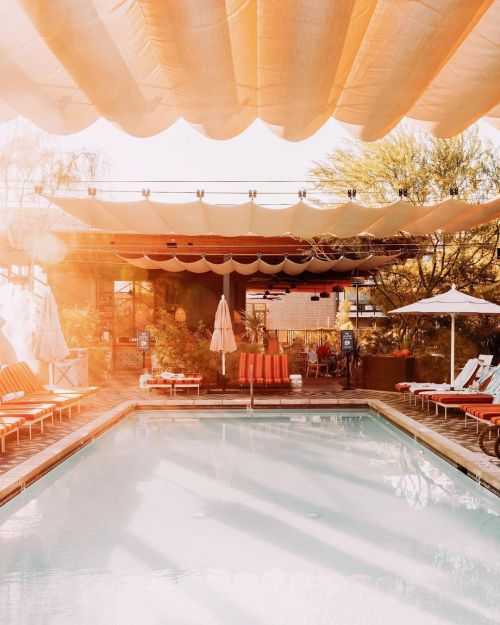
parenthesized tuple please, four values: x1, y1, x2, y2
(237, 353, 291, 390)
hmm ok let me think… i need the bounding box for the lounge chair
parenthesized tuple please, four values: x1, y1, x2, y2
(0, 403, 54, 439)
(0, 416, 24, 452)
(416, 364, 495, 411)
(427, 366, 500, 419)
(146, 374, 204, 396)
(9, 361, 98, 406)
(172, 375, 203, 396)
(398, 358, 481, 407)
(459, 393, 500, 432)
(0, 362, 86, 419)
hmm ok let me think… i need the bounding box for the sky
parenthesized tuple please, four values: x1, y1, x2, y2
(1, 114, 499, 207)
(55, 117, 353, 182)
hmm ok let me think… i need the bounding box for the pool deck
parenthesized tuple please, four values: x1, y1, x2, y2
(1, 373, 499, 503)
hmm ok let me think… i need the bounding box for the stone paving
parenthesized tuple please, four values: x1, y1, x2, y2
(1, 372, 498, 476)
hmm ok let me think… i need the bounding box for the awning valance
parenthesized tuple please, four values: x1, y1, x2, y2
(47, 195, 500, 238)
(1, 0, 498, 140)
(117, 254, 399, 276)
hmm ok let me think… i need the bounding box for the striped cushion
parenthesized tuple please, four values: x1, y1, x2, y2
(6, 394, 78, 408)
(431, 393, 492, 404)
(264, 355, 290, 384)
(175, 376, 203, 386)
(238, 352, 253, 384)
(395, 383, 411, 391)
(491, 416, 500, 426)
(0, 404, 53, 418)
(238, 353, 289, 385)
(460, 404, 500, 419)
(146, 378, 172, 385)
(49, 386, 98, 397)
(238, 353, 265, 384)
(0, 416, 24, 432)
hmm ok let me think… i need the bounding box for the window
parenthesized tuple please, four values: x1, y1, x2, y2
(113, 281, 154, 339)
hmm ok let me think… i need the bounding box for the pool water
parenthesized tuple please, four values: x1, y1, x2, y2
(0, 410, 499, 625)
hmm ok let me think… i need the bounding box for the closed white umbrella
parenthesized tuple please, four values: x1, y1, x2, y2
(34, 287, 70, 384)
(389, 285, 500, 384)
(210, 295, 237, 391)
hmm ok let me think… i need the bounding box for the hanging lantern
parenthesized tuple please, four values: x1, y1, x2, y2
(174, 307, 187, 323)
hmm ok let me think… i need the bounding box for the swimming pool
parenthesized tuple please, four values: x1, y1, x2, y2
(0, 409, 499, 625)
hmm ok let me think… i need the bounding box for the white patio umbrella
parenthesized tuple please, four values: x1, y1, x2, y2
(389, 285, 500, 384)
(210, 295, 237, 391)
(34, 287, 70, 384)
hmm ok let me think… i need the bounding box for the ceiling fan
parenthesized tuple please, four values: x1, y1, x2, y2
(247, 292, 284, 300)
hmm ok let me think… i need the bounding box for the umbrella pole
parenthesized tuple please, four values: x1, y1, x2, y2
(222, 352, 226, 392)
(450, 313, 456, 385)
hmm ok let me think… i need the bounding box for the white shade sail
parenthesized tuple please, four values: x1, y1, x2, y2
(48, 196, 500, 238)
(0, 0, 498, 140)
(118, 254, 399, 276)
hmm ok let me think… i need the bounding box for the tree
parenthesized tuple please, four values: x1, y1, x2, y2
(309, 126, 500, 354)
(0, 119, 108, 232)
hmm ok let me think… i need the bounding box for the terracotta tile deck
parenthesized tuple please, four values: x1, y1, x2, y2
(1, 372, 498, 476)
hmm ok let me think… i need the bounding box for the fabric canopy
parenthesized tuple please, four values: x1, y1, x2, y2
(0, 1, 498, 140)
(117, 253, 399, 276)
(48, 195, 500, 238)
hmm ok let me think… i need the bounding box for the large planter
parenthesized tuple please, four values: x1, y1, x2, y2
(360, 355, 416, 391)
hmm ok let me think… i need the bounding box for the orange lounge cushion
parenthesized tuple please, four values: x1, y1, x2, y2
(430, 393, 492, 404)
(491, 416, 500, 426)
(460, 405, 500, 420)
(411, 387, 447, 395)
(49, 386, 98, 396)
(5, 394, 78, 408)
(147, 378, 172, 385)
(0, 404, 53, 419)
(0, 416, 24, 432)
(174, 376, 203, 386)
(395, 383, 411, 391)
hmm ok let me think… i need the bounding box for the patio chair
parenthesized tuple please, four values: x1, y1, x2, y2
(305, 351, 328, 378)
